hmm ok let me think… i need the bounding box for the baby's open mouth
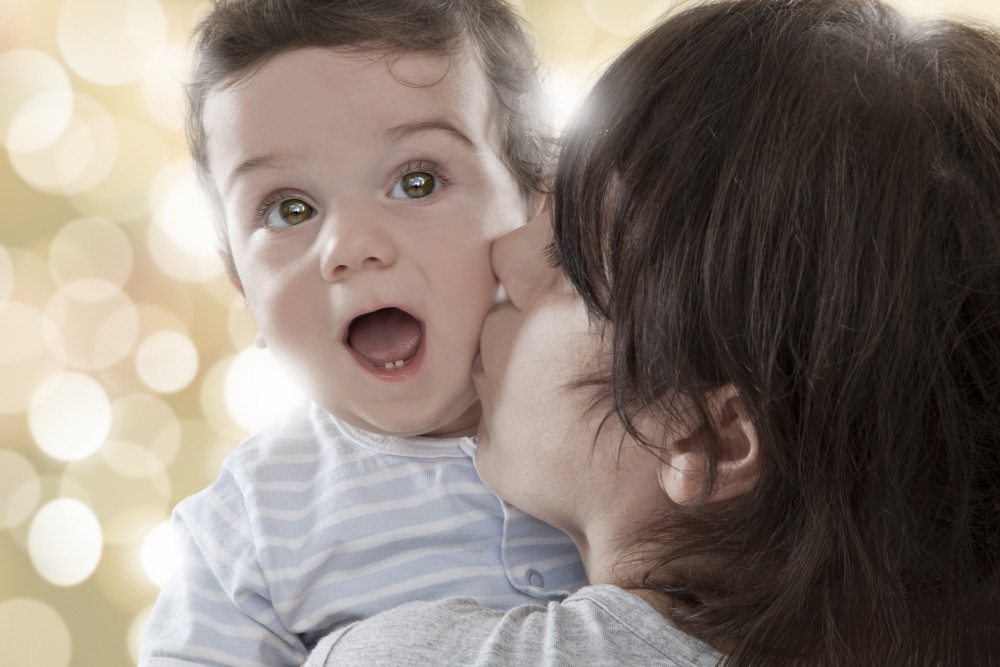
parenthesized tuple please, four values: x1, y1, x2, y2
(347, 307, 423, 369)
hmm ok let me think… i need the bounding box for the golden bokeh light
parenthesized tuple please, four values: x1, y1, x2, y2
(151, 162, 218, 257)
(224, 347, 307, 433)
(0, 449, 41, 529)
(135, 330, 200, 394)
(0, 598, 72, 667)
(93, 542, 160, 613)
(135, 302, 190, 337)
(140, 520, 178, 588)
(0, 347, 63, 415)
(28, 371, 110, 461)
(141, 43, 189, 131)
(0, 0, 31, 28)
(100, 439, 167, 480)
(68, 116, 170, 222)
(198, 353, 243, 439)
(584, 0, 676, 37)
(42, 281, 140, 370)
(8, 94, 119, 195)
(7, 89, 76, 155)
(60, 457, 171, 548)
(48, 216, 133, 294)
(542, 58, 609, 130)
(106, 393, 183, 474)
(0, 48, 72, 151)
(3, 1, 998, 665)
(57, 0, 168, 86)
(147, 160, 225, 282)
(28, 497, 103, 586)
(0, 301, 50, 364)
(4, 473, 72, 552)
(0, 243, 12, 307)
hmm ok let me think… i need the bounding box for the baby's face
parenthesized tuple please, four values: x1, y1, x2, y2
(202, 47, 524, 437)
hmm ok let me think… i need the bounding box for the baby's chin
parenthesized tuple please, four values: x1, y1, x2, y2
(333, 398, 482, 439)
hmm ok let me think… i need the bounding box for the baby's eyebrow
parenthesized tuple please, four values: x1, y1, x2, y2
(223, 152, 291, 196)
(382, 120, 476, 150)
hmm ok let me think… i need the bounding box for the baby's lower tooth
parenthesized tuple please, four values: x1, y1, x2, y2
(384, 362, 394, 369)
(394, 360, 405, 368)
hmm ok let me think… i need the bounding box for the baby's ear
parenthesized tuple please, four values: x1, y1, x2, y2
(219, 249, 244, 296)
(657, 385, 760, 506)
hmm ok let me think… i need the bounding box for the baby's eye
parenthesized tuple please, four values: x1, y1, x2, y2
(390, 171, 438, 199)
(265, 198, 316, 227)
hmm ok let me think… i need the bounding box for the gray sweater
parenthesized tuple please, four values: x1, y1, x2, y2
(305, 584, 723, 666)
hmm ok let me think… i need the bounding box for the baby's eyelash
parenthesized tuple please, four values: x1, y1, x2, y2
(254, 190, 305, 224)
(394, 160, 451, 188)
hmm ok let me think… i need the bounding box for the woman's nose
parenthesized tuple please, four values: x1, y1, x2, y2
(490, 214, 551, 306)
(318, 213, 398, 282)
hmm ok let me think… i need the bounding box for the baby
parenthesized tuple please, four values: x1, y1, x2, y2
(139, 1, 586, 665)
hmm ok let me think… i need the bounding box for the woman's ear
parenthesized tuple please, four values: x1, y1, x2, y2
(657, 385, 760, 506)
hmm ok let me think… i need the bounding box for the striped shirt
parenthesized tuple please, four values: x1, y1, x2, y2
(140, 402, 586, 667)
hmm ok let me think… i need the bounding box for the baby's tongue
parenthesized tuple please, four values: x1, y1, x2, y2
(347, 308, 422, 367)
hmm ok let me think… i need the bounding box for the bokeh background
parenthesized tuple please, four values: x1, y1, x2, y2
(1, 0, 998, 665)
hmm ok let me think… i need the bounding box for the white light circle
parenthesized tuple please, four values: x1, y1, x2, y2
(224, 347, 305, 432)
(141, 43, 188, 129)
(29, 372, 111, 461)
(0, 449, 41, 529)
(42, 280, 140, 370)
(0, 48, 73, 150)
(147, 161, 224, 282)
(140, 520, 178, 588)
(135, 330, 199, 394)
(68, 116, 168, 222)
(152, 165, 218, 256)
(57, 0, 168, 86)
(7, 94, 119, 196)
(48, 216, 133, 294)
(7, 89, 76, 154)
(28, 498, 103, 586)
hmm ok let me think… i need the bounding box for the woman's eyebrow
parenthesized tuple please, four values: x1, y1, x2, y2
(381, 119, 477, 150)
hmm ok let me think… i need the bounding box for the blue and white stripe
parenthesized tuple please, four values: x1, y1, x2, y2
(140, 402, 586, 667)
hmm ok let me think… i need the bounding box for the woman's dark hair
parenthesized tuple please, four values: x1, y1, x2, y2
(187, 0, 547, 251)
(554, 0, 1000, 664)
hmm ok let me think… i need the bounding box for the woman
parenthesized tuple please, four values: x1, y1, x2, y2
(307, 0, 1000, 664)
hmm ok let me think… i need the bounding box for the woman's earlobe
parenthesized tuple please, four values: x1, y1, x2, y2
(657, 385, 760, 505)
